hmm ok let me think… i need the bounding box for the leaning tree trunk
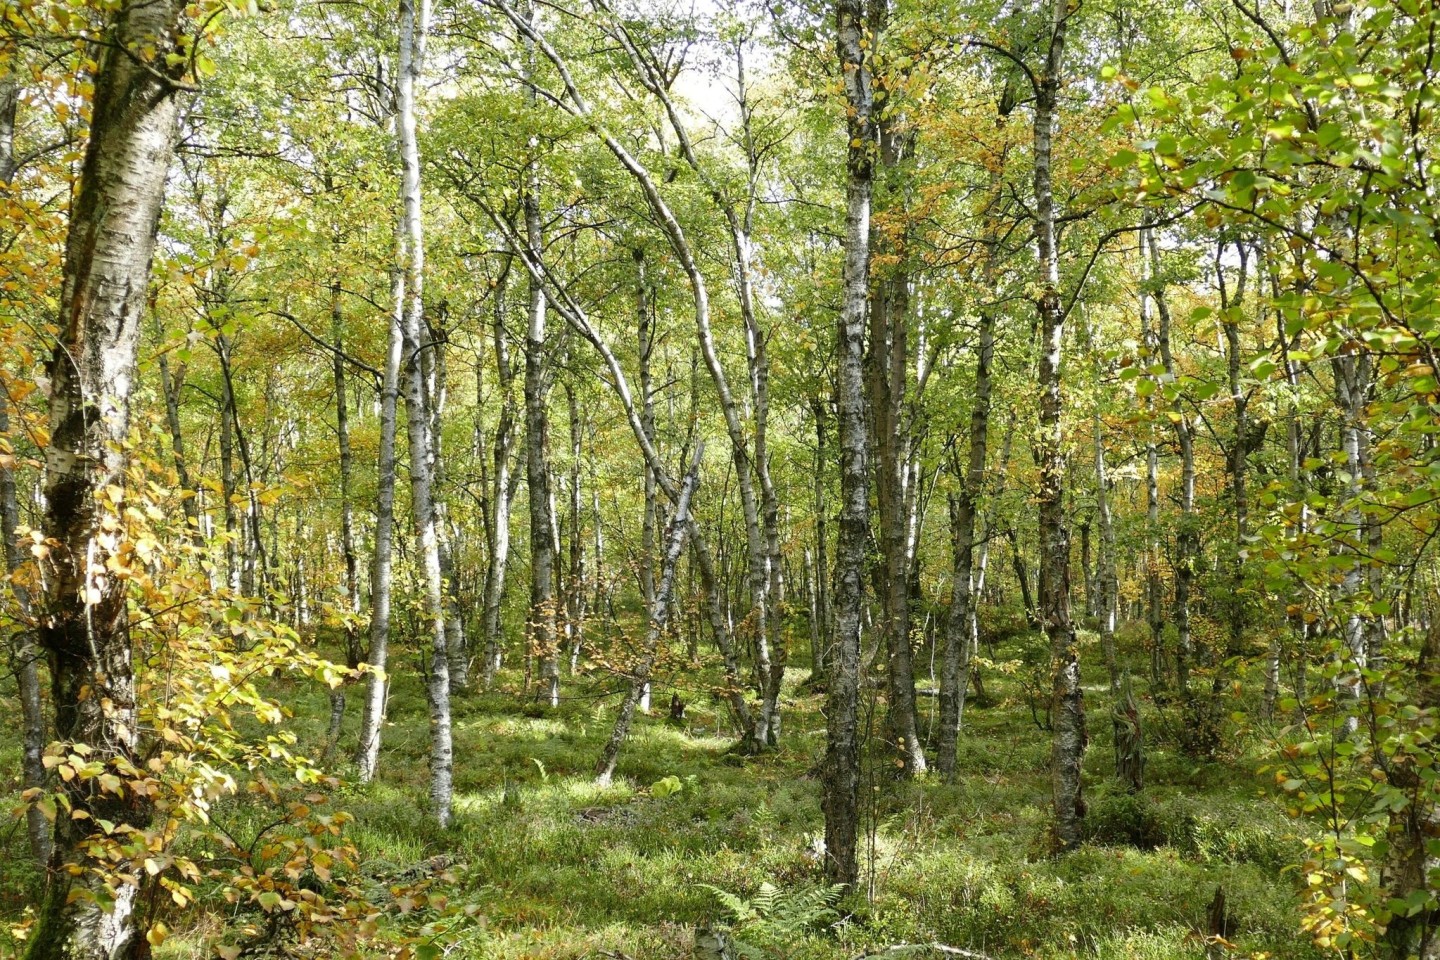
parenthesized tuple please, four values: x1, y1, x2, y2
(394, 0, 452, 826)
(505, 2, 781, 748)
(609, 31, 788, 747)
(824, 0, 876, 891)
(595, 444, 703, 785)
(26, 0, 189, 954)
(1030, 0, 1085, 851)
(483, 194, 757, 742)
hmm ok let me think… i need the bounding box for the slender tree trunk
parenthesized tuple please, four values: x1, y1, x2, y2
(518, 6, 560, 708)
(0, 72, 49, 871)
(637, 249, 658, 709)
(354, 250, 404, 783)
(325, 282, 361, 755)
(565, 382, 585, 674)
(1030, 0, 1085, 850)
(2, 388, 48, 868)
(156, 348, 200, 537)
(26, 0, 188, 952)
(1081, 313, 1119, 694)
(481, 257, 518, 686)
(825, 0, 876, 890)
(213, 324, 267, 600)
(1333, 351, 1371, 739)
(387, 0, 451, 826)
(1150, 230, 1196, 707)
(219, 345, 240, 593)
(523, 180, 558, 706)
(811, 397, 831, 681)
(938, 300, 995, 777)
(1139, 226, 1167, 693)
(1274, 272, 1311, 716)
(868, 115, 925, 776)
(595, 445, 702, 785)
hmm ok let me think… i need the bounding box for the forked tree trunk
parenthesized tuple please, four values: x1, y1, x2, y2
(27, 0, 189, 954)
(156, 347, 201, 538)
(484, 194, 757, 740)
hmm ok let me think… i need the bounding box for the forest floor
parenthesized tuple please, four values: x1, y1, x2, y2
(1, 624, 1316, 960)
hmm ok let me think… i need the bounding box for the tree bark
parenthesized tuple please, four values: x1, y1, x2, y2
(519, 5, 560, 709)
(1030, 0, 1085, 851)
(825, 0, 877, 890)
(395, 0, 452, 826)
(27, 0, 189, 953)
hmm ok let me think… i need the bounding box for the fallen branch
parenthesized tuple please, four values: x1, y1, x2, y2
(851, 944, 997, 960)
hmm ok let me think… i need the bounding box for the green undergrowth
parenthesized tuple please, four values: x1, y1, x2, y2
(0, 623, 1319, 959)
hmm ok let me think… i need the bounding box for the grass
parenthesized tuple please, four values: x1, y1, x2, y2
(0, 622, 1320, 959)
